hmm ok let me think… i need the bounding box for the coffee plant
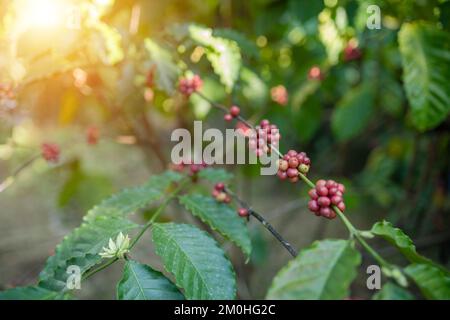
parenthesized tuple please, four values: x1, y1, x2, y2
(0, 0, 449, 300)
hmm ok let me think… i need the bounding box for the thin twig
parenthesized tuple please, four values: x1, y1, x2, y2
(0, 153, 40, 193)
(225, 187, 298, 257)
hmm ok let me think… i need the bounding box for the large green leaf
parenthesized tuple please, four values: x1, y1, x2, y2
(331, 84, 375, 142)
(372, 282, 414, 300)
(39, 216, 138, 292)
(117, 260, 184, 300)
(404, 263, 450, 300)
(399, 22, 450, 131)
(144, 39, 180, 94)
(179, 194, 251, 257)
(0, 286, 68, 300)
(84, 171, 183, 222)
(189, 25, 242, 92)
(370, 220, 432, 265)
(152, 223, 236, 300)
(266, 239, 361, 299)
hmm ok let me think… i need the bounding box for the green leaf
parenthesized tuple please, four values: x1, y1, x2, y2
(189, 25, 242, 92)
(266, 239, 361, 299)
(0, 286, 68, 300)
(179, 194, 251, 257)
(372, 282, 415, 300)
(295, 95, 323, 143)
(39, 216, 138, 292)
(152, 223, 236, 300)
(197, 167, 233, 183)
(213, 29, 259, 58)
(239, 67, 268, 107)
(331, 84, 375, 142)
(117, 260, 184, 300)
(370, 220, 434, 265)
(399, 22, 450, 131)
(84, 171, 183, 222)
(404, 263, 450, 300)
(144, 39, 180, 94)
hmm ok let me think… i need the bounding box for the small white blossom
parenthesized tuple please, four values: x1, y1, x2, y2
(99, 232, 131, 259)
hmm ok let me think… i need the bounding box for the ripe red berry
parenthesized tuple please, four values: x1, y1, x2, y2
(230, 105, 240, 117)
(308, 200, 319, 212)
(237, 208, 249, 217)
(277, 170, 287, 180)
(41, 143, 60, 163)
(215, 182, 225, 191)
(343, 42, 362, 62)
(271, 85, 288, 106)
(308, 66, 323, 81)
(287, 168, 298, 178)
(86, 126, 99, 145)
(288, 157, 299, 168)
(224, 114, 233, 122)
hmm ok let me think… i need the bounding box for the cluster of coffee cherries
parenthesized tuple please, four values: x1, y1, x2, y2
(270, 85, 288, 106)
(307, 179, 346, 219)
(211, 182, 232, 204)
(277, 150, 311, 183)
(249, 119, 281, 157)
(224, 105, 241, 122)
(178, 75, 203, 97)
(41, 143, 60, 163)
(171, 159, 208, 176)
(211, 183, 250, 218)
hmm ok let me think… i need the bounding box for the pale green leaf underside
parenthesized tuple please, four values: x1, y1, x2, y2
(152, 223, 236, 300)
(39, 216, 137, 292)
(0, 286, 68, 300)
(189, 25, 241, 92)
(179, 194, 251, 257)
(404, 263, 450, 300)
(117, 260, 184, 300)
(144, 39, 180, 94)
(399, 22, 450, 131)
(267, 239, 361, 300)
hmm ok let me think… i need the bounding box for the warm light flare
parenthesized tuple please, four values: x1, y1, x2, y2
(18, 0, 66, 28)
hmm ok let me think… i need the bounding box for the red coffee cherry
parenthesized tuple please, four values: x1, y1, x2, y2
(237, 208, 249, 217)
(41, 143, 60, 163)
(308, 66, 324, 81)
(224, 114, 233, 122)
(214, 182, 225, 192)
(270, 85, 288, 106)
(343, 42, 362, 62)
(230, 105, 240, 117)
(307, 179, 346, 219)
(86, 126, 99, 145)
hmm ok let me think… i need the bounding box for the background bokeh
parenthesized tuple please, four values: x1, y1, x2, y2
(0, 0, 449, 299)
